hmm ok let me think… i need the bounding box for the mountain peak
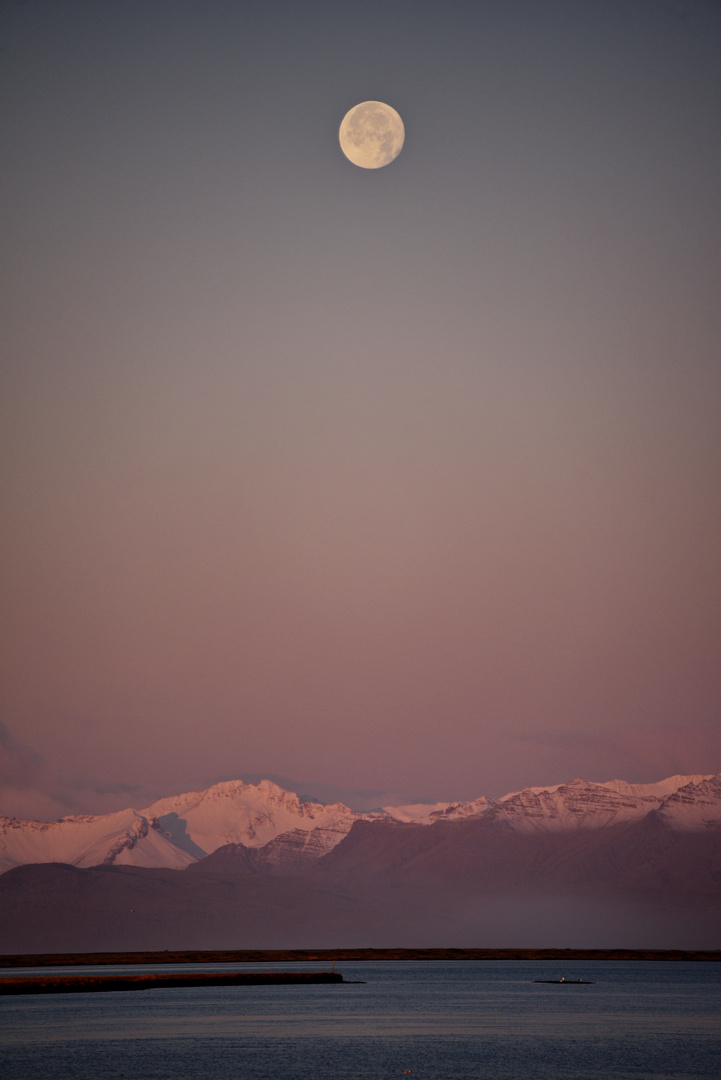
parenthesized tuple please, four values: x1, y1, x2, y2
(1, 772, 719, 876)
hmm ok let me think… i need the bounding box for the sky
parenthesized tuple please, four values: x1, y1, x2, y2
(1, 0, 720, 821)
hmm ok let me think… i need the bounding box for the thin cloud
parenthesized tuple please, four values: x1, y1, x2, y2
(0, 719, 43, 788)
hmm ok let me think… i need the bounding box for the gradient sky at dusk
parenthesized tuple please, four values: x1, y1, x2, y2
(2, 0, 720, 820)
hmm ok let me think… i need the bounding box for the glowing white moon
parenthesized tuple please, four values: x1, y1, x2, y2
(339, 101, 405, 169)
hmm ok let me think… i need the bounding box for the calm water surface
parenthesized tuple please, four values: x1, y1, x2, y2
(1, 960, 720, 1079)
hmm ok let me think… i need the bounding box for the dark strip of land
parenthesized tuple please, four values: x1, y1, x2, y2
(1, 948, 719, 968)
(0, 970, 344, 995)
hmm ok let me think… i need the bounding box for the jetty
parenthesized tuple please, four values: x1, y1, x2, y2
(0, 970, 344, 995)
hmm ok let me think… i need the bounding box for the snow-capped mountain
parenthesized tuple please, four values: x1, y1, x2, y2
(0, 808, 197, 875)
(382, 795, 494, 825)
(657, 775, 721, 831)
(0, 773, 719, 876)
(142, 779, 378, 858)
(490, 775, 718, 833)
(0, 780, 379, 875)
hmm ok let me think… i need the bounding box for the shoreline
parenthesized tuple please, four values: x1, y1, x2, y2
(2, 948, 719, 968)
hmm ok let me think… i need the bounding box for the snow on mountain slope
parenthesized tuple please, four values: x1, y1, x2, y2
(382, 775, 719, 834)
(0, 809, 195, 875)
(0, 780, 374, 875)
(1, 773, 718, 875)
(656, 775, 721, 831)
(602, 774, 713, 800)
(384, 796, 493, 824)
(141, 779, 379, 858)
(382, 802, 456, 824)
(493, 775, 718, 834)
(256, 824, 361, 870)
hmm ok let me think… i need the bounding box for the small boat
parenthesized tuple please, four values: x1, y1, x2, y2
(534, 977, 595, 984)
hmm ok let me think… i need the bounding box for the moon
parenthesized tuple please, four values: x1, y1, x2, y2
(339, 101, 405, 169)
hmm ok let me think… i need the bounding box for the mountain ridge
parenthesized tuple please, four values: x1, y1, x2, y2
(1, 774, 720, 952)
(2, 806, 719, 952)
(1, 773, 719, 876)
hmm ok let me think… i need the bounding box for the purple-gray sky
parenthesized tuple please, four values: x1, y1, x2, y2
(1, 0, 720, 820)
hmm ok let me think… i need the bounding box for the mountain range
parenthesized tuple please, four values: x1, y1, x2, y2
(1, 773, 720, 953)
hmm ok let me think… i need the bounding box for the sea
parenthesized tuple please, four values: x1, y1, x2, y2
(1, 959, 720, 1080)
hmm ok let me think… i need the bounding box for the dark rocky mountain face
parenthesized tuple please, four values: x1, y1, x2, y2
(185, 842, 260, 874)
(313, 811, 721, 896)
(2, 812, 719, 953)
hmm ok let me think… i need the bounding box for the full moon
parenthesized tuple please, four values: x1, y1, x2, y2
(339, 101, 405, 169)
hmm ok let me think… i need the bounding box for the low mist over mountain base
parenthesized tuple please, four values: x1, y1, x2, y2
(1, 774, 719, 952)
(1, 860, 716, 954)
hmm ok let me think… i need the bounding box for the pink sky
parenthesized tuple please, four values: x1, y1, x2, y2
(1, 1, 720, 819)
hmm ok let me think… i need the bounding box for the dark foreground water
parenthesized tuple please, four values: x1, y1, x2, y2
(1, 959, 720, 1080)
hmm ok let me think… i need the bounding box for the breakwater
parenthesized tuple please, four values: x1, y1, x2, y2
(0, 970, 344, 995)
